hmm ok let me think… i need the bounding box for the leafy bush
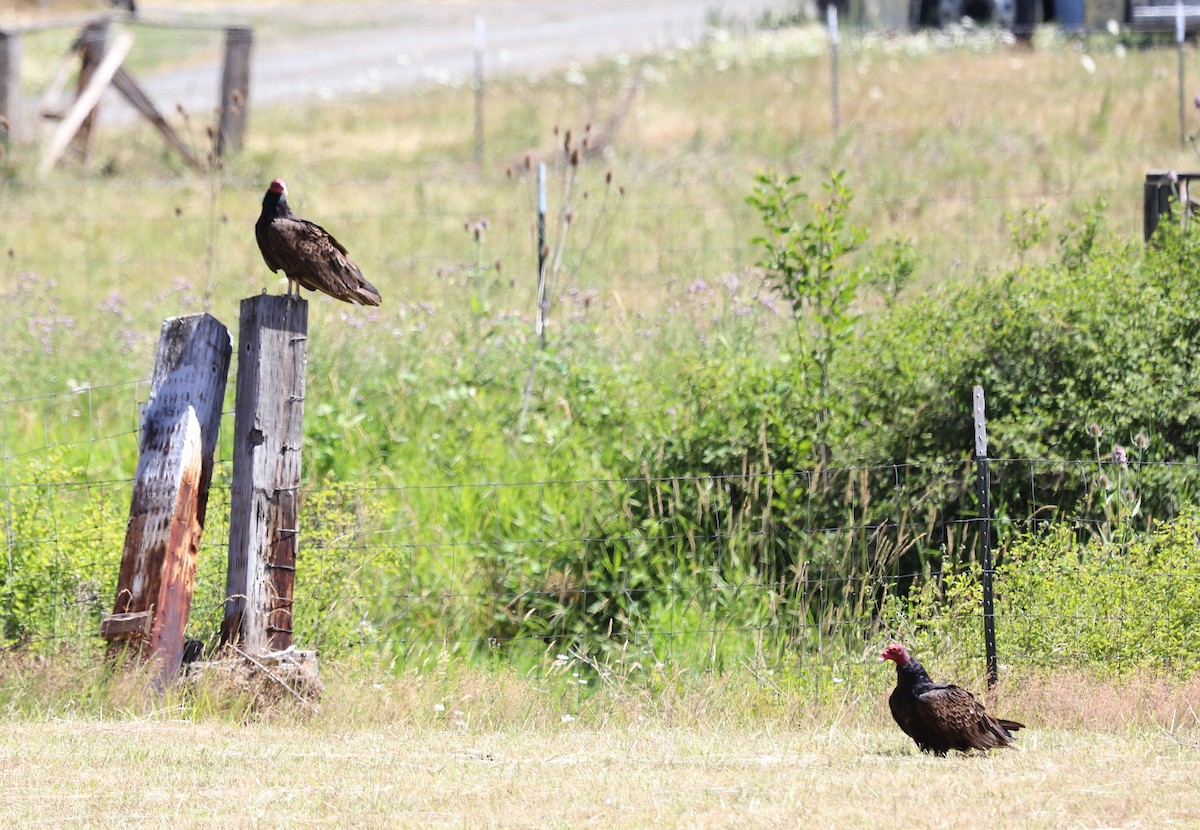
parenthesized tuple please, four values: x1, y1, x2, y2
(923, 508, 1200, 674)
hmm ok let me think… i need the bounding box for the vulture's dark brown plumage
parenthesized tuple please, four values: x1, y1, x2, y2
(255, 179, 381, 306)
(882, 643, 1024, 756)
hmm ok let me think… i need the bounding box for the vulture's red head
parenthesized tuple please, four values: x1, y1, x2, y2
(269, 178, 287, 196)
(881, 643, 911, 666)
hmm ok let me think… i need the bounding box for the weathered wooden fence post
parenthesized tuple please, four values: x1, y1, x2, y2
(216, 25, 252, 157)
(0, 28, 20, 144)
(221, 294, 306, 654)
(74, 18, 111, 166)
(101, 313, 232, 685)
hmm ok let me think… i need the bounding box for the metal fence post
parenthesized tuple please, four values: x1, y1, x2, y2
(973, 385, 998, 687)
(827, 5, 840, 135)
(473, 15, 485, 166)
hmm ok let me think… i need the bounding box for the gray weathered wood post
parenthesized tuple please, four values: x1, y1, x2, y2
(101, 313, 232, 685)
(221, 294, 306, 654)
(216, 25, 252, 157)
(0, 28, 20, 145)
(75, 18, 111, 166)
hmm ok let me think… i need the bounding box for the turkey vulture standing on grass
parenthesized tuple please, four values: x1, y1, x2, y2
(881, 643, 1024, 755)
(255, 179, 382, 306)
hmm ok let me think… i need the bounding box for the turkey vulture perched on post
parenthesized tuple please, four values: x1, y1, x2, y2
(881, 643, 1024, 755)
(255, 179, 382, 306)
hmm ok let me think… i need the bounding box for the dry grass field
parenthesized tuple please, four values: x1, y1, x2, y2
(2, 721, 1198, 828)
(2, 671, 1200, 828)
(0, 662, 1198, 827)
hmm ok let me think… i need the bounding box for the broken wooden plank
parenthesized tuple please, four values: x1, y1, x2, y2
(38, 27, 131, 175)
(111, 66, 206, 172)
(99, 609, 151, 641)
(221, 295, 307, 655)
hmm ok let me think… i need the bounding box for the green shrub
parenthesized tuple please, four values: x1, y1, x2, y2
(970, 508, 1200, 673)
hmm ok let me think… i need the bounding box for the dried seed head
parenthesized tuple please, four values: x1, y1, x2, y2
(618, 185, 626, 196)
(232, 89, 245, 106)
(570, 148, 580, 167)
(175, 206, 183, 218)
(564, 129, 572, 151)
(553, 125, 559, 136)
(524, 155, 532, 171)
(583, 190, 588, 199)
(606, 170, 613, 184)
(506, 167, 513, 178)
(542, 245, 550, 257)
(565, 209, 573, 223)
(1087, 423, 1102, 438)
(205, 125, 215, 141)
(1134, 431, 1150, 450)
(494, 259, 503, 273)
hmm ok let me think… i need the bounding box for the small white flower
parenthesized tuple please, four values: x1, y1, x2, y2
(562, 713, 575, 723)
(433, 703, 445, 712)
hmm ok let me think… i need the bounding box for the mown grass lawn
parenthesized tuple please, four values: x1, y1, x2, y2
(1, 718, 1196, 828)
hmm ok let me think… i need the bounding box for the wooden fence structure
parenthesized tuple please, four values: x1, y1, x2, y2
(0, 13, 252, 166)
(101, 297, 311, 688)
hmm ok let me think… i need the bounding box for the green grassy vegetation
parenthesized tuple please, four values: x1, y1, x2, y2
(3, 22, 1200, 691)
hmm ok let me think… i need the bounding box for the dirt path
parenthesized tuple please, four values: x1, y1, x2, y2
(105, 0, 797, 122)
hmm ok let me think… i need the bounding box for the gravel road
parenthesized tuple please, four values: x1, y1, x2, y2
(102, 0, 798, 123)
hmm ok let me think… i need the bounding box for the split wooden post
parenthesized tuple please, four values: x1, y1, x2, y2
(221, 295, 307, 654)
(0, 28, 20, 144)
(102, 314, 232, 685)
(216, 25, 252, 157)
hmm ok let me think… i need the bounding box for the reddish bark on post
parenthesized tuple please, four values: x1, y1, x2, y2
(102, 314, 231, 685)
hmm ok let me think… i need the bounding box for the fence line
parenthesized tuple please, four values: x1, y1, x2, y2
(1, 373, 1197, 679)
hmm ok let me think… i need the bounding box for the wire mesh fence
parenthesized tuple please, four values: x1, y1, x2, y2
(3, 378, 1199, 681)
